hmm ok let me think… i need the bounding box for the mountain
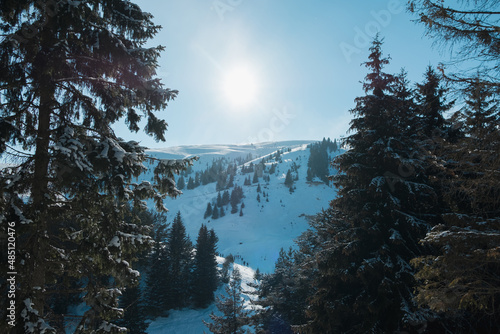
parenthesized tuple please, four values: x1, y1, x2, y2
(142, 140, 341, 333)
(145, 140, 340, 273)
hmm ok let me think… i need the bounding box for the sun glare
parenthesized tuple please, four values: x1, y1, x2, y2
(222, 65, 258, 108)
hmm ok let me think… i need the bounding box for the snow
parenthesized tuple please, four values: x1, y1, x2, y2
(108, 236, 121, 248)
(147, 261, 260, 334)
(140, 140, 340, 333)
(145, 141, 338, 274)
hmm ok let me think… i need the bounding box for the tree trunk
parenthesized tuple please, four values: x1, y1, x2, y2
(28, 49, 54, 318)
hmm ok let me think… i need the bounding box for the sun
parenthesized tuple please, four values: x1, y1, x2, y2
(221, 65, 258, 108)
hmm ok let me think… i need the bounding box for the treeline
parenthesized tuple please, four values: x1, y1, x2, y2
(108, 211, 219, 333)
(251, 36, 500, 333)
(306, 138, 338, 184)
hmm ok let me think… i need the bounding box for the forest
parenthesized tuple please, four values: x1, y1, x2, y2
(0, 0, 499, 333)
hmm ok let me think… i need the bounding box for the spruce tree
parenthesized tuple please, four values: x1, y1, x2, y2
(412, 79, 500, 332)
(204, 268, 250, 334)
(222, 190, 231, 206)
(177, 176, 186, 190)
(305, 36, 438, 333)
(212, 206, 220, 220)
(252, 170, 259, 183)
(117, 285, 148, 334)
(0, 2, 191, 331)
(145, 213, 170, 317)
(256, 248, 310, 332)
(284, 170, 293, 188)
(192, 225, 219, 308)
(187, 176, 195, 190)
(415, 66, 453, 138)
(217, 192, 223, 207)
(166, 212, 193, 309)
(204, 203, 213, 219)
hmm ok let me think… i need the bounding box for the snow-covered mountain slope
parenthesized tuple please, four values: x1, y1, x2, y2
(143, 140, 340, 333)
(145, 140, 339, 274)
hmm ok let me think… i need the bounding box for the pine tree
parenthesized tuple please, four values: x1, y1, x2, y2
(268, 163, 277, 175)
(217, 192, 223, 207)
(252, 170, 259, 183)
(284, 170, 293, 188)
(0, 2, 193, 331)
(187, 176, 195, 190)
(165, 212, 193, 309)
(204, 268, 250, 334)
(145, 213, 170, 317)
(222, 190, 231, 206)
(412, 79, 500, 332)
(415, 66, 453, 138)
(220, 206, 225, 217)
(204, 203, 213, 219)
(177, 176, 186, 190)
(228, 174, 235, 188)
(192, 225, 219, 308)
(212, 206, 220, 220)
(305, 36, 438, 333)
(256, 248, 311, 332)
(117, 285, 148, 334)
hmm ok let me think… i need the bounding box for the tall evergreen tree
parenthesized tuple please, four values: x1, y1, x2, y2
(412, 79, 500, 332)
(204, 203, 213, 219)
(415, 66, 453, 138)
(192, 225, 219, 308)
(256, 248, 311, 332)
(252, 170, 259, 183)
(222, 190, 231, 206)
(212, 206, 220, 220)
(187, 176, 195, 190)
(117, 285, 148, 334)
(305, 37, 438, 333)
(145, 213, 170, 318)
(0, 2, 191, 332)
(204, 268, 250, 334)
(177, 176, 186, 190)
(166, 212, 193, 309)
(284, 170, 294, 188)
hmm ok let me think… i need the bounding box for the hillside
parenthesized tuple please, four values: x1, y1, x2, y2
(145, 140, 340, 274)
(142, 140, 341, 333)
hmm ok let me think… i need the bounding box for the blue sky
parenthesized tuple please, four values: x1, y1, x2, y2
(117, 0, 449, 148)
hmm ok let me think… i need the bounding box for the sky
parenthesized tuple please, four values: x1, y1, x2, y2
(115, 0, 450, 148)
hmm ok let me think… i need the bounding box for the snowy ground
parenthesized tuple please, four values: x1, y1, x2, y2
(143, 141, 340, 333)
(147, 259, 260, 334)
